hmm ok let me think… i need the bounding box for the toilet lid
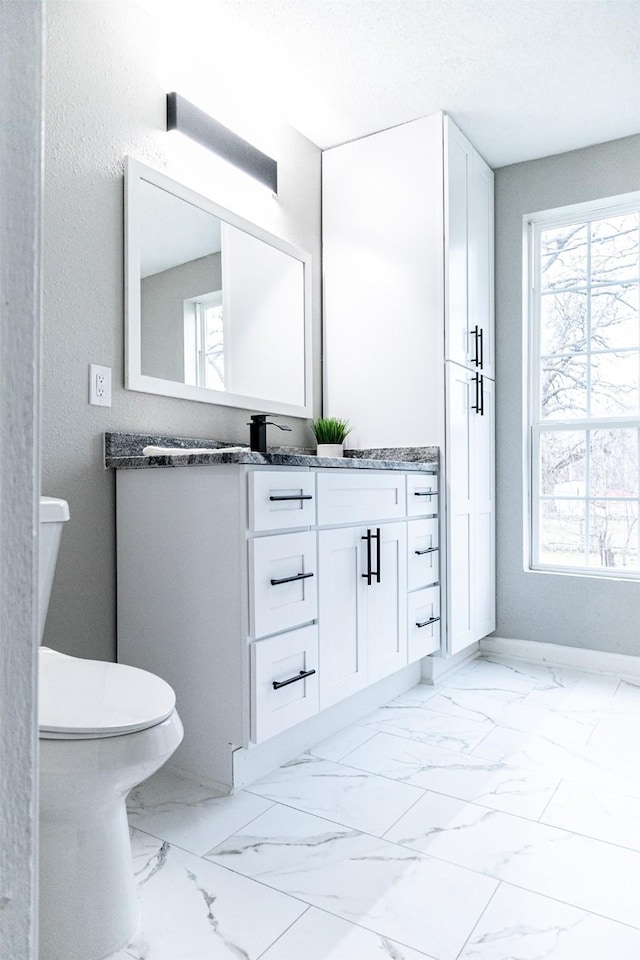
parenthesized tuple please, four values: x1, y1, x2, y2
(39, 647, 176, 738)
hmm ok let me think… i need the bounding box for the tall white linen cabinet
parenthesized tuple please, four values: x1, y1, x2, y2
(323, 112, 495, 656)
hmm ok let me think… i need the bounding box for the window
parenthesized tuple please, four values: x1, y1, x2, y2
(528, 195, 640, 577)
(183, 290, 225, 390)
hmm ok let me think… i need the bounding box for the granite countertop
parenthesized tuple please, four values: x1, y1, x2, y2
(105, 433, 439, 473)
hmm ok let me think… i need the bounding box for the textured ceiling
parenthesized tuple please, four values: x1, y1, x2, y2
(148, 0, 640, 168)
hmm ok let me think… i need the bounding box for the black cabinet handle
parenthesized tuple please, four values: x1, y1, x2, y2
(471, 373, 479, 413)
(361, 530, 372, 585)
(414, 490, 434, 497)
(415, 546, 438, 555)
(471, 324, 480, 367)
(270, 571, 314, 586)
(361, 528, 381, 584)
(373, 528, 381, 583)
(416, 616, 440, 628)
(471, 325, 485, 370)
(472, 373, 484, 415)
(272, 668, 316, 690)
(269, 494, 313, 501)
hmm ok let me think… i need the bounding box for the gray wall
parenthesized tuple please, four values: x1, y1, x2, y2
(0, 3, 43, 955)
(495, 134, 640, 655)
(141, 253, 222, 382)
(42, 1, 321, 661)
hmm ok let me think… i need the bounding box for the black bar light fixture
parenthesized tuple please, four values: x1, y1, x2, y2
(167, 92, 278, 194)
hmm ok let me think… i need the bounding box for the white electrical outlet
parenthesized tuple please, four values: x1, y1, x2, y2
(89, 363, 112, 407)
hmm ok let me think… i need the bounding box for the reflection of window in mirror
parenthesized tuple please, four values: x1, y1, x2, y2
(183, 291, 224, 389)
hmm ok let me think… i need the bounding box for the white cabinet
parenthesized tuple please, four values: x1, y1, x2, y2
(323, 111, 495, 656)
(446, 365, 495, 654)
(249, 530, 317, 639)
(407, 473, 439, 517)
(251, 625, 319, 743)
(407, 518, 439, 592)
(472, 374, 496, 641)
(444, 120, 495, 380)
(367, 522, 407, 683)
(248, 470, 316, 531)
(316, 470, 406, 525)
(408, 586, 441, 662)
(318, 521, 407, 708)
(317, 525, 367, 705)
(117, 463, 437, 790)
(322, 113, 445, 449)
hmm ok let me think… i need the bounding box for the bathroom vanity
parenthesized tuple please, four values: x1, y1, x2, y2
(111, 435, 439, 791)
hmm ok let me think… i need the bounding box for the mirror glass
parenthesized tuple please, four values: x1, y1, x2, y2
(125, 158, 312, 416)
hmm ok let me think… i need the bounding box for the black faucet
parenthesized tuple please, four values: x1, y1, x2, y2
(248, 414, 292, 454)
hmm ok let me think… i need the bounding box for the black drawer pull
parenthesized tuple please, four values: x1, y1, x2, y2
(416, 616, 440, 629)
(373, 527, 381, 583)
(273, 668, 317, 690)
(362, 530, 372, 585)
(270, 571, 314, 586)
(414, 490, 434, 497)
(415, 546, 438, 555)
(269, 494, 313, 501)
(362, 528, 381, 584)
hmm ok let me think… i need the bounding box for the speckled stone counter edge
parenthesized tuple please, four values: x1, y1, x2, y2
(105, 432, 439, 472)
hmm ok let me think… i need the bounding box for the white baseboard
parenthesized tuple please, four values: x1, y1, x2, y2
(232, 662, 422, 790)
(482, 636, 640, 681)
(421, 643, 481, 685)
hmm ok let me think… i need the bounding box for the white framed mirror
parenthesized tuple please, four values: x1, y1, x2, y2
(124, 157, 313, 416)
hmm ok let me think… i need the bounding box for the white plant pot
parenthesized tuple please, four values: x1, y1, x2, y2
(316, 443, 344, 458)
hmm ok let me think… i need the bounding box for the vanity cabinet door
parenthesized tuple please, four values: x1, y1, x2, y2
(318, 526, 367, 709)
(366, 522, 408, 684)
(250, 530, 317, 639)
(318, 521, 408, 707)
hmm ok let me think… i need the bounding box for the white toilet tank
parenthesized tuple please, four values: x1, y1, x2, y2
(39, 497, 70, 644)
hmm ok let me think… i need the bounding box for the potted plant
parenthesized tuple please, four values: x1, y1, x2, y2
(310, 417, 352, 458)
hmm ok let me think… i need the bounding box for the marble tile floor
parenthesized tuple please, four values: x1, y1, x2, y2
(108, 654, 640, 960)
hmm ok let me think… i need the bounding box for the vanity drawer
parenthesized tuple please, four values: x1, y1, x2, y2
(407, 473, 438, 517)
(408, 518, 439, 591)
(250, 625, 319, 743)
(249, 530, 318, 639)
(408, 586, 441, 662)
(249, 470, 316, 532)
(316, 471, 406, 526)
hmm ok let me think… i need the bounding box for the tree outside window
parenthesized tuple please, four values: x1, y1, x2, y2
(530, 202, 640, 576)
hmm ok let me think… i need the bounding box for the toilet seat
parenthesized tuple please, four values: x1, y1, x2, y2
(39, 647, 176, 739)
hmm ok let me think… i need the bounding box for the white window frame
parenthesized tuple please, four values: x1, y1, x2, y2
(526, 190, 640, 580)
(183, 289, 224, 389)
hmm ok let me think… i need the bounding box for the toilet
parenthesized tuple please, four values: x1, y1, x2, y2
(38, 497, 183, 960)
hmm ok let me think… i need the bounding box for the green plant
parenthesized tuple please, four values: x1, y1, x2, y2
(310, 417, 352, 444)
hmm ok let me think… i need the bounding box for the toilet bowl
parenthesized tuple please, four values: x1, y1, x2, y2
(38, 498, 183, 960)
